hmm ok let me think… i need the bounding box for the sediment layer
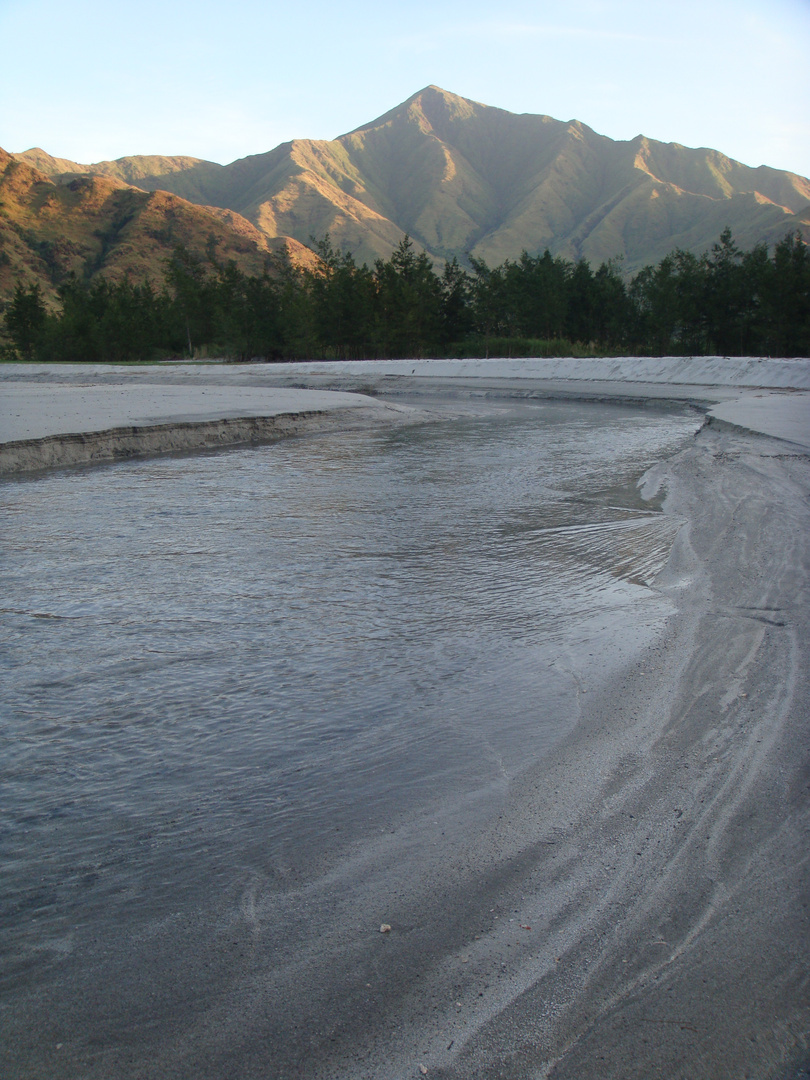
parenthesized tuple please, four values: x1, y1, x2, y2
(0, 405, 409, 475)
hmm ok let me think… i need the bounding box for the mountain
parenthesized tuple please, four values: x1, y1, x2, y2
(0, 149, 318, 305)
(7, 86, 810, 289)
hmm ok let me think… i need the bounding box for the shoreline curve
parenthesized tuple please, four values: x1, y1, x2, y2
(1, 357, 809, 475)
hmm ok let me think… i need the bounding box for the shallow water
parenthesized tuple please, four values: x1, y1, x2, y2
(1, 398, 699, 1057)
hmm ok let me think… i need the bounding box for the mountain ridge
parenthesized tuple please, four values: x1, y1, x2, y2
(5, 86, 809, 292)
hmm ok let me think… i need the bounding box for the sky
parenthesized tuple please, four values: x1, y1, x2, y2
(1, 0, 809, 177)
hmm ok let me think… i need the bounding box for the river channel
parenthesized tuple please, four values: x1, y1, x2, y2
(1, 396, 701, 1077)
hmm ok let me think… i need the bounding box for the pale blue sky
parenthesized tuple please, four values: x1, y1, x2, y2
(1, 0, 808, 177)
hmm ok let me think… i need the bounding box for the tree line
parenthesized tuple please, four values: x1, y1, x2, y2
(2, 228, 808, 362)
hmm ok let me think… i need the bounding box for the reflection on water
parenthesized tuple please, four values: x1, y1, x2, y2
(0, 399, 698, 996)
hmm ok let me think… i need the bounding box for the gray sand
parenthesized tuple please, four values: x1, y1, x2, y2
(1, 359, 808, 1078)
(416, 424, 810, 1078)
(0, 376, 416, 473)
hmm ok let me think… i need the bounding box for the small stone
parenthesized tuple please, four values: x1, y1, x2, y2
(420, 1067, 428, 1076)
(380, 923, 392, 933)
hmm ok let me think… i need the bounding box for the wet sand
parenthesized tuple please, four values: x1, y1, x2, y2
(1, 359, 809, 1078)
(412, 424, 810, 1079)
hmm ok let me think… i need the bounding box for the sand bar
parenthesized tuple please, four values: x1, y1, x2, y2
(0, 373, 420, 473)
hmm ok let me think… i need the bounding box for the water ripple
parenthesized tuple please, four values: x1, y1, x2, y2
(0, 399, 700, 986)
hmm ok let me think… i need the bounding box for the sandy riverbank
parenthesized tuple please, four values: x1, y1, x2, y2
(0, 378, 418, 473)
(408, 423, 810, 1078)
(244, 417, 807, 1080)
(1, 359, 808, 1078)
(1, 357, 809, 473)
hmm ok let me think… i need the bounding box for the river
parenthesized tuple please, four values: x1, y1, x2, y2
(1, 396, 702, 1078)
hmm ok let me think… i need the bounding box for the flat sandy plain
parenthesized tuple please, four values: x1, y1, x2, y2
(1, 357, 809, 1079)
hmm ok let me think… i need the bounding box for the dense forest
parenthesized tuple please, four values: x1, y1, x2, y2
(2, 228, 808, 362)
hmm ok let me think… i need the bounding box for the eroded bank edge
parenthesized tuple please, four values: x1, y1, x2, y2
(0, 405, 415, 476)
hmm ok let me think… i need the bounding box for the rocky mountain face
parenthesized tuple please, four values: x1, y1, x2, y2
(4, 86, 809, 301)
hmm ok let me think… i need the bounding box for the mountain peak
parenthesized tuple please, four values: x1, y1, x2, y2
(409, 85, 482, 125)
(343, 85, 482, 138)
